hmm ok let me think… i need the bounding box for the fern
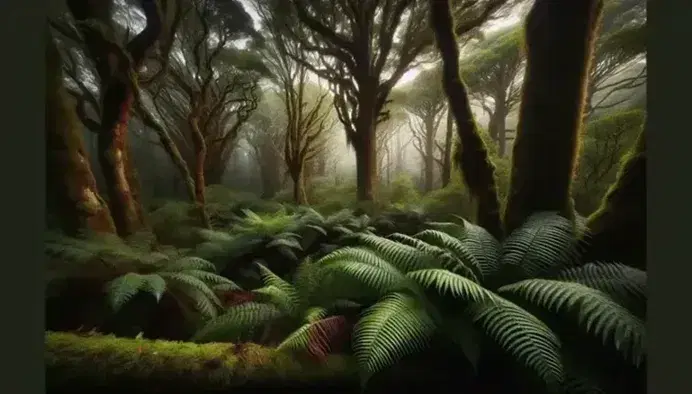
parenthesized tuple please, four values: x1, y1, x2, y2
(499, 279, 645, 367)
(277, 315, 350, 360)
(353, 293, 437, 385)
(192, 302, 284, 343)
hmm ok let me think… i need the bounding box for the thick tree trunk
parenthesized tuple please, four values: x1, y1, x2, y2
(189, 116, 211, 229)
(98, 83, 147, 237)
(441, 110, 454, 188)
(582, 129, 646, 270)
(46, 35, 116, 235)
(430, 1, 505, 240)
(292, 169, 308, 205)
(503, 0, 604, 234)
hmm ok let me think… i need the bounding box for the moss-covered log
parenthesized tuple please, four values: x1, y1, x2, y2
(46, 331, 359, 393)
(429, 0, 505, 240)
(503, 0, 604, 234)
(582, 129, 646, 270)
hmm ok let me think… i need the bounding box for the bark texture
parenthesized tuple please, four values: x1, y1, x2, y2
(429, 0, 504, 240)
(582, 129, 646, 270)
(503, 0, 604, 234)
(46, 34, 116, 235)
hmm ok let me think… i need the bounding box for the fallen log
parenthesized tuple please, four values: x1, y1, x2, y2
(45, 331, 359, 394)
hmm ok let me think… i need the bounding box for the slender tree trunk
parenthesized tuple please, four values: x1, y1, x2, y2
(98, 82, 147, 237)
(430, 0, 505, 240)
(503, 0, 604, 234)
(189, 116, 211, 229)
(582, 129, 646, 270)
(492, 95, 508, 157)
(354, 90, 378, 202)
(424, 118, 435, 192)
(46, 34, 116, 235)
(441, 110, 454, 187)
(292, 168, 307, 205)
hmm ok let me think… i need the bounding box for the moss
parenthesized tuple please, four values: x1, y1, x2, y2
(503, 0, 604, 234)
(46, 331, 358, 392)
(582, 129, 646, 269)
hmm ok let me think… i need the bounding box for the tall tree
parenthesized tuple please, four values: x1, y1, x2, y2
(46, 31, 116, 236)
(503, 0, 604, 234)
(284, 0, 513, 203)
(64, 0, 174, 236)
(396, 67, 448, 192)
(244, 99, 285, 199)
(461, 26, 524, 156)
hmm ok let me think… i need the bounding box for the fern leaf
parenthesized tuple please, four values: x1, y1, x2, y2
(106, 273, 148, 311)
(467, 296, 564, 387)
(252, 285, 294, 314)
(278, 315, 350, 360)
(159, 272, 222, 318)
(499, 279, 645, 367)
(165, 256, 216, 272)
(353, 293, 437, 385)
(355, 233, 438, 273)
(407, 269, 493, 304)
(317, 260, 417, 304)
(499, 212, 580, 280)
(184, 270, 240, 289)
(141, 274, 167, 302)
(192, 302, 283, 343)
(554, 262, 646, 317)
(411, 230, 485, 280)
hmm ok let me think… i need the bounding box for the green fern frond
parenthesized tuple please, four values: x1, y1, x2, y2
(267, 237, 302, 250)
(354, 233, 438, 273)
(407, 269, 493, 304)
(316, 260, 416, 304)
(499, 279, 645, 367)
(468, 296, 564, 387)
(426, 221, 466, 238)
(141, 274, 167, 302)
(252, 285, 294, 314)
(304, 306, 329, 323)
(554, 262, 646, 316)
(445, 220, 502, 278)
(164, 256, 216, 272)
(183, 270, 240, 289)
(412, 230, 485, 280)
(499, 212, 580, 280)
(353, 292, 437, 385)
(159, 272, 222, 318)
(106, 273, 148, 311)
(277, 315, 349, 359)
(192, 302, 284, 343)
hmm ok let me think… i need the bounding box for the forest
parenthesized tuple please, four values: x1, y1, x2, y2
(45, 0, 646, 393)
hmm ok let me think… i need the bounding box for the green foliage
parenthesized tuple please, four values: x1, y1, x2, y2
(45, 234, 238, 321)
(275, 212, 646, 388)
(380, 173, 422, 210)
(574, 109, 645, 214)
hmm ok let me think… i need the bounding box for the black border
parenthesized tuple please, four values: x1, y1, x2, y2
(648, 1, 692, 394)
(0, 1, 687, 394)
(0, 0, 46, 393)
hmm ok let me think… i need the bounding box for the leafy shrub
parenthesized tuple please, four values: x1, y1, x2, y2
(380, 173, 421, 209)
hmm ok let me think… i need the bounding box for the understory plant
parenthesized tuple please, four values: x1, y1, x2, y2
(196, 212, 645, 392)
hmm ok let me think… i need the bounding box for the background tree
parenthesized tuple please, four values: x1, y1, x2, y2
(244, 98, 286, 199)
(461, 26, 524, 156)
(283, 0, 514, 203)
(396, 67, 448, 192)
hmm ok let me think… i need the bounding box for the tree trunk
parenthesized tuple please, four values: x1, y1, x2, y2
(424, 118, 435, 192)
(441, 110, 454, 188)
(98, 82, 147, 237)
(503, 0, 604, 234)
(46, 35, 116, 236)
(430, 1, 505, 240)
(189, 116, 211, 229)
(354, 91, 378, 202)
(492, 94, 508, 157)
(292, 168, 308, 205)
(581, 129, 645, 270)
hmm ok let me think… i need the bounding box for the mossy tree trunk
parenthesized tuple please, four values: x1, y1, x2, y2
(46, 32, 116, 235)
(429, 1, 505, 240)
(353, 89, 379, 203)
(582, 129, 646, 269)
(67, 0, 164, 237)
(503, 0, 604, 234)
(188, 106, 212, 229)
